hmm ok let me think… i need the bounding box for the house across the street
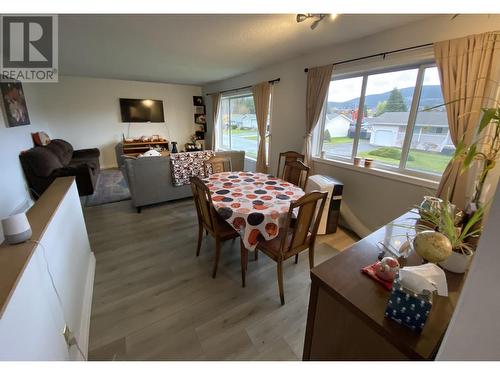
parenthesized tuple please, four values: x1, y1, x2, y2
(228, 113, 258, 129)
(324, 113, 353, 137)
(364, 111, 453, 152)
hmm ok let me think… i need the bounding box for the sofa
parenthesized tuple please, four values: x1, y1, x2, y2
(20, 139, 100, 198)
(122, 150, 245, 212)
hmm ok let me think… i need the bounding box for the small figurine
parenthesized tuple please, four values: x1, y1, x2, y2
(375, 257, 400, 282)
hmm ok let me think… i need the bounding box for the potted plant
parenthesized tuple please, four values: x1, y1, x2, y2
(453, 106, 500, 210)
(414, 199, 485, 273)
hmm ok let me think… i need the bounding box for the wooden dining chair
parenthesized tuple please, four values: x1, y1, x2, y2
(240, 191, 327, 305)
(205, 156, 232, 175)
(282, 160, 310, 190)
(276, 151, 305, 178)
(190, 176, 239, 278)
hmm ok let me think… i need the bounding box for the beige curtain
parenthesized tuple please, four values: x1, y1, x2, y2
(434, 32, 500, 210)
(252, 82, 271, 173)
(210, 93, 221, 150)
(304, 64, 334, 166)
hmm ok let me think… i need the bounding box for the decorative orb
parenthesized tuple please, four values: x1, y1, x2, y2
(413, 230, 452, 263)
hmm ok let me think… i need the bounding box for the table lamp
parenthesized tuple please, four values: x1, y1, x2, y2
(1, 212, 32, 244)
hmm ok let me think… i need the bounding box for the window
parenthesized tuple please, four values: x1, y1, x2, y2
(315, 64, 451, 179)
(217, 91, 271, 162)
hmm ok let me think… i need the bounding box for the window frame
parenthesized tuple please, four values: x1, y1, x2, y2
(314, 61, 447, 182)
(216, 89, 272, 166)
(216, 90, 257, 159)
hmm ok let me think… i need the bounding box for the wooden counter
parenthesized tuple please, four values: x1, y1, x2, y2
(0, 177, 74, 317)
(302, 211, 465, 360)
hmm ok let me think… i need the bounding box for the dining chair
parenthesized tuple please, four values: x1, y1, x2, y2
(240, 191, 327, 305)
(190, 176, 239, 278)
(205, 156, 232, 175)
(276, 151, 305, 178)
(282, 160, 310, 190)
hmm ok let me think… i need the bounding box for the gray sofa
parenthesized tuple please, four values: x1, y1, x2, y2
(122, 150, 245, 212)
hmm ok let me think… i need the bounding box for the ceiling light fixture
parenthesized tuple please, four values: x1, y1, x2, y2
(296, 14, 334, 30)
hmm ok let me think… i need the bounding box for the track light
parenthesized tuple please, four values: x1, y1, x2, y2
(296, 14, 309, 23)
(296, 13, 334, 30)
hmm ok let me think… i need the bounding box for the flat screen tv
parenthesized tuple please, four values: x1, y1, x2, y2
(119, 98, 165, 123)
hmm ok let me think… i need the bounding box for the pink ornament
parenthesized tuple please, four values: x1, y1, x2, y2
(375, 257, 400, 282)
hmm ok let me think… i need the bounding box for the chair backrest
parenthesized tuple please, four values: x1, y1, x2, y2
(205, 156, 232, 175)
(280, 191, 328, 255)
(190, 176, 217, 233)
(282, 160, 310, 190)
(277, 151, 305, 178)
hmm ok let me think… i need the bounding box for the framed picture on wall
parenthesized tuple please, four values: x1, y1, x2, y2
(194, 114, 206, 125)
(194, 105, 205, 114)
(0, 80, 31, 127)
(193, 96, 204, 106)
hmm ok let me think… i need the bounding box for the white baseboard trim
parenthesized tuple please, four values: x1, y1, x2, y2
(75, 251, 96, 361)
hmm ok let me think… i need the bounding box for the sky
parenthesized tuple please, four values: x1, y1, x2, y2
(328, 66, 442, 102)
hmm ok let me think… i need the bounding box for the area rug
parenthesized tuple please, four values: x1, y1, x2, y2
(84, 168, 131, 207)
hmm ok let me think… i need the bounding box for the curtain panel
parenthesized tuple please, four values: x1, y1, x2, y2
(304, 64, 334, 167)
(210, 92, 221, 151)
(434, 31, 500, 210)
(252, 81, 271, 173)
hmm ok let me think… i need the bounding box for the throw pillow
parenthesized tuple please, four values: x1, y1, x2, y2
(32, 131, 51, 146)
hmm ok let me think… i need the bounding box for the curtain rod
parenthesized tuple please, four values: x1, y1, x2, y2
(205, 78, 280, 96)
(303, 42, 433, 72)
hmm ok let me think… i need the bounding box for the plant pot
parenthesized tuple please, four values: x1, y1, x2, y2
(439, 249, 473, 274)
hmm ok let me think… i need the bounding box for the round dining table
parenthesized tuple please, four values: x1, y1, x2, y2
(202, 171, 305, 250)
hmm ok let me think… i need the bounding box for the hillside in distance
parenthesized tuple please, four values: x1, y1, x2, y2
(329, 85, 444, 111)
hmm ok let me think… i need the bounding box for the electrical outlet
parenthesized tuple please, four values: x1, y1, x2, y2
(63, 325, 72, 346)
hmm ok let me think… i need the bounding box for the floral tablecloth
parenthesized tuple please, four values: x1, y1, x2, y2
(202, 171, 305, 250)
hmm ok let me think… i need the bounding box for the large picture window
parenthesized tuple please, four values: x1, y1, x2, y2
(315, 63, 451, 179)
(216, 91, 271, 161)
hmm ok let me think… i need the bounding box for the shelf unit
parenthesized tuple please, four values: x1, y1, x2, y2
(122, 140, 169, 157)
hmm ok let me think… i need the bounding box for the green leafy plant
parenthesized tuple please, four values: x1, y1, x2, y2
(414, 199, 485, 254)
(453, 106, 500, 207)
(323, 129, 331, 142)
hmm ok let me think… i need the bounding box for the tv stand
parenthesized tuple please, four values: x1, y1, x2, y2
(121, 140, 169, 157)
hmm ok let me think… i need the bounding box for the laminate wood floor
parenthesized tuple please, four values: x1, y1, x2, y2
(84, 198, 358, 360)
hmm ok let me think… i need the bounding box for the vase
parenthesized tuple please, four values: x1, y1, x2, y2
(439, 249, 473, 274)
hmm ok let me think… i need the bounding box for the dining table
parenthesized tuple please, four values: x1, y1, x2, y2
(202, 171, 305, 249)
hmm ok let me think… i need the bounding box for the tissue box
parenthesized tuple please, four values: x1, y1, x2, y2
(385, 278, 433, 332)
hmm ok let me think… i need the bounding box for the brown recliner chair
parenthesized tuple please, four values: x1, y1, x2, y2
(20, 139, 100, 198)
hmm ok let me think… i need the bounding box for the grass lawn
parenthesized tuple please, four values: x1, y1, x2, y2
(324, 137, 352, 145)
(359, 147, 451, 174)
(228, 128, 259, 141)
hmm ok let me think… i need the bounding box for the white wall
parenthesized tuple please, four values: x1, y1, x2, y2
(0, 87, 51, 242)
(203, 14, 500, 232)
(25, 76, 202, 169)
(437, 184, 500, 360)
(0, 180, 95, 360)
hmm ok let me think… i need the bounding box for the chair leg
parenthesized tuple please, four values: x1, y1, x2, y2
(294, 254, 299, 264)
(240, 240, 248, 287)
(212, 237, 221, 278)
(196, 225, 203, 257)
(308, 244, 315, 270)
(277, 261, 285, 305)
(254, 249, 258, 261)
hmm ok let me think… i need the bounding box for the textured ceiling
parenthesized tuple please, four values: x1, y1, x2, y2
(59, 14, 432, 85)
